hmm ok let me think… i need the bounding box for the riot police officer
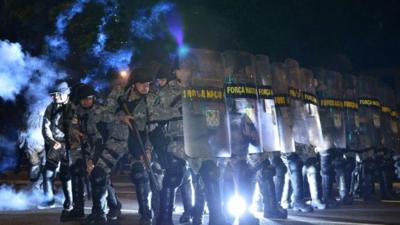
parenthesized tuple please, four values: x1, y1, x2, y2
(40, 82, 73, 221)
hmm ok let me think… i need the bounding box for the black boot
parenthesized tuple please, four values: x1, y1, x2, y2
(61, 175, 85, 222)
(288, 154, 313, 212)
(179, 170, 193, 224)
(136, 182, 152, 225)
(156, 186, 175, 225)
(200, 161, 228, 225)
(362, 158, 375, 201)
(38, 169, 56, 209)
(192, 175, 205, 225)
(272, 156, 286, 204)
(60, 179, 74, 222)
(321, 153, 339, 208)
(82, 168, 108, 225)
(107, 183, 122, 220)
(235, 160, 259, 225)
(260, 163, 287, 219)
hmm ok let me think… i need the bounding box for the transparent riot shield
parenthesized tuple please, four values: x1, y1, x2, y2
(271, 62, 295, 153)
(285, 59, 309, 146)
(255, 55, 281, 152)
(180, 49, 230, 158)
(302, 68, 324, 149)
(380, 85, 396, 151)
(343, 74, 360, 151)
(314, 68, 346, 151)
(358, 76, 382, 149)
(222, 51, 262, 156)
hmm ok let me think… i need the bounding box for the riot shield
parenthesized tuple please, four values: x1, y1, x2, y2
(314, 68, 346, 151)
(255, 55, 281, 152)
(222, 51, 262, 156)
(271, 62, 295, 153)
(285, 59, 309, 146)
(379, 84, 396, 151)
(180, 49, 230, 158)
(357, 76, 382, 149)
(343, 74, 360, 151)
(302, 68, 324, 149)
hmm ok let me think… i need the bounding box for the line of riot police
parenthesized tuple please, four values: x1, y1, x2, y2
(31, 47, 400, 225)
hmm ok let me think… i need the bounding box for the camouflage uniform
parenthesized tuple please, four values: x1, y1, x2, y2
(147, 79, 188, 225)
(82, 86, 129, 225)
(65, 95, 122, 221)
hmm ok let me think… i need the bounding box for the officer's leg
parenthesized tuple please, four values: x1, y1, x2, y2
(320, 150, 339, 208)
(40, 162, 57, 208)
(61, 158, 85, 222)
(219, 159, 235, 223)
(106, 182, 122, 220)
(280, 170, 291, 209)
(334, 154, 353, 204)
(259, 159, 287, 219)
(271, 155, 286, 204)
(82, 166, 108, 225)
(233, 160, 259, 225)
(39, 146, 59, 208)
(198, 160, 228, 225)
(305, 159, 326, 210)
(131, 161, 152, 225)
(27, 149, 44, 191)
(156, 155, 185, 225)
(179, 165, 193, 224)
(59, 156, 73, 221)
(192, 173, 206, 225)
(83, 138, 126, 225)
(362, 153, 375, 201)
(286, 153, 312, 212)
(150, 161, 164, 221)
(344, 154, 355, 200)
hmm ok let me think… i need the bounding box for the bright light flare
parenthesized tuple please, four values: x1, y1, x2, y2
(119, 70, 129, 79)
(228, 195, 247, 217)
(178, 44, 189, 56)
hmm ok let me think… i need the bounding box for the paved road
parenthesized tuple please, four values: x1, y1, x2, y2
(1, 172, 400, 225)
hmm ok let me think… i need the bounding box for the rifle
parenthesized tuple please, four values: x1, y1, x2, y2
(81, 140, 92, 200)
(120, 100, 162, 191)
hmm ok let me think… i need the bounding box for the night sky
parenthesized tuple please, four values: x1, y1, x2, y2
(1, 0, 400, 72)
(1, 0, 400, 132)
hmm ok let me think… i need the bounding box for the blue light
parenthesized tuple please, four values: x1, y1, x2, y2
(178, 44, 189, 56)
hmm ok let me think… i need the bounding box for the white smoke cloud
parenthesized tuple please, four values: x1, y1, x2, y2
(0, 185, 64, 211)
(46, 0, 90, 60)
(0, 40, 66, 173)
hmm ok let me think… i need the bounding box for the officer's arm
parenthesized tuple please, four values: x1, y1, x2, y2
(42, 104, 56, 146)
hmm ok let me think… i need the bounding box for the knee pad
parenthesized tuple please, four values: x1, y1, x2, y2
(44, 169, 56, 180)
(29, 165, 42, 182)
(306, 165, 318, 175)
(287, 154, 302, 173)
(164, 157, 186, 188)
(130, 162, 149, 184)
(199, 160, 220, 183)
(90, 166, 108, 186)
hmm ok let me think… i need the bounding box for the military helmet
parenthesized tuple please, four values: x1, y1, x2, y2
(129, 66, 156, 85)
(76, 84, 96, 101)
